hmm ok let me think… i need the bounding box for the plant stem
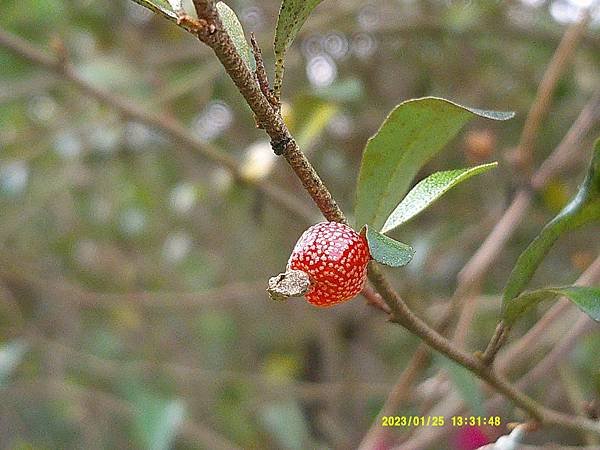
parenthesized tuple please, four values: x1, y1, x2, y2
(480, 321, 509, 365)
(3, 3, 598, 439)
(367, 263, 600, 436)
(185, 1, 600, 436)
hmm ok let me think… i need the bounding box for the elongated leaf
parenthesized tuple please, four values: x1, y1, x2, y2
(217, 2, 256, 71)
(0, 340, 28, 386)
(363, 225, 414, 267)
(355, 97, 514, 230)
(129, 0, 198, 34)
(261, 400, 311, 450)
(132, 390, 186, 450)
(437, 355, 485, 417)
(381, 162, 497, 233)
(273, 0, 323, 98)
(291, 96, 338, 150)
(503, 139, 600, 303)
(503, 286, 600, 325)
(130, 0, 177, 20)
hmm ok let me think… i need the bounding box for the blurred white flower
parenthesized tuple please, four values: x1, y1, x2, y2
(193, 100, 233, 142)
(170, 183, 197, 215)
(301, 33, 324, 58)
(520, 0, 544, 6)
(54, 130, 82, 159)
(322, 32, 349, 60)
(306, 54, 337, 88)
(327, 113, 353, 139)
(89, 125, 121, 154)
(240, 140, 277, 182)
(357, 4, 380, 30)
(124, 122, 156, 151)
(352, 32, 377, 59)
(240, 5, 265, 30)
(28, 95, 57, 124)
(211, 167, 234, 194)
(119, 208, 146, 236)
(163, 232, 192, 263)
(550, 0, 588, 23)
(0, 161, 29, 196)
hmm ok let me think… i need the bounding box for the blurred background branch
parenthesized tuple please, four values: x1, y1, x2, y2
(0, 0, 599, 448)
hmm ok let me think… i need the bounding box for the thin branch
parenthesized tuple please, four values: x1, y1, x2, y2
(4, 3, 598, 441)
(250, 33, 279, 109)
(132, 0, 600, 437)
(392, 256, 600, 450)
(0, 27, 313, 225)
(1, 379, 241, 450)
(358, 345, 430, 449)
(380, 89, 600, 445)
(367, 263, 600, 435)
(514, 12, 591, 174)
(174, 1, 346, 223)
(532, 89, 600, 190)
(497, 256, 600, 372)
(38, 336, 392, 401)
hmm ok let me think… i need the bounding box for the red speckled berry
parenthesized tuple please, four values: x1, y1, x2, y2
(287, 221, 371, 307)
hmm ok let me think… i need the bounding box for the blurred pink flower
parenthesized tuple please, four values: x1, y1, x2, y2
(453, 426, 490, 450)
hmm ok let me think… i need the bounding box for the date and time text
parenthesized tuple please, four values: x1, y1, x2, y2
(381, 416, 502, 427)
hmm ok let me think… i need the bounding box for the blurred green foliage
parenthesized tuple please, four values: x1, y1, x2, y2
(0, 0, 599, 449)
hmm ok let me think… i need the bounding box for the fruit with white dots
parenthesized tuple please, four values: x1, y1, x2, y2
(287, 221, 371, 307)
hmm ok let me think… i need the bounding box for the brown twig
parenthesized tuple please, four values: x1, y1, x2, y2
(513, 12, 591, 175)
(184, 0, 600, 437)
(250, 33, 279, 109)
(361, 18, 598, 446)
(480, 321, 510, 365)
(497, 256, 600, 372)
(1, 379, 241, 450)
(358, 345, 430, 449)
(4, 3, 598, 441)
(0, 27, 314, 225)
(393, 256, 600, 450)
(366, 263, 600, 435)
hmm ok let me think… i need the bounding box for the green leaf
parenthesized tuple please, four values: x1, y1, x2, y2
(381, 162, 498, 233)
(355, 97, 514, 230)
(313, 77, 364, 102)
(503, 286, 600, 326)
(437, 355, 486, 417)
(132, 392, 186, 450)
(363, 225, 414, 267)
(291, 96, 338, 150)
(0, 340, 28, 386)
(130, 0, 177, 20)
(216, 2, 256, 72)
(273, 0, 323, 98)
(502, 139, 600, 304)
(260, 400, 311, 450)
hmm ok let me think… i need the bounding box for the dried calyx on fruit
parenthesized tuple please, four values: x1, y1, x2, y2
(268, 221, 372, 307)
